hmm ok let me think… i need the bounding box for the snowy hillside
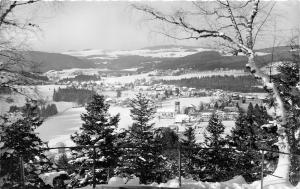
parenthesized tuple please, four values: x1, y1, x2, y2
(63, 46, 212, 59)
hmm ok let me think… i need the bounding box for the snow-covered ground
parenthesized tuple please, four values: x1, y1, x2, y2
(36, 107, 85, 147)
(44, 68, 110, 80)
(63, 47, 212, 59)
(37, 105, 134, 147)
(0, 85, 68, 114)
(44, 69, 249, 84)
(155, 70, 248, 81)
(160, 97, 213, 108)
(77, 175, 299, 189)
(103, 72, 153, 84)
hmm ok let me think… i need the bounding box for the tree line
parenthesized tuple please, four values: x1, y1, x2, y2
(53, 87, 95, 105)
(58, 74, 101, 83)
(9, 103, 58, 118)
(160, 75, 265, 93)
(61, 94, 278, 188)
(0, 93, 293, 188)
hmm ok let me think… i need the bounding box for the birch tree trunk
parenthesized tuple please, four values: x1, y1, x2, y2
(246, 53, 291, 182)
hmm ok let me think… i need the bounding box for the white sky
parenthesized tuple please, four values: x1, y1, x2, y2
(14, 1, 300, 53)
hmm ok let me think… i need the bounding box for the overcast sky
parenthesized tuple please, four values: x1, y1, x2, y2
(16, 1, 300, 53)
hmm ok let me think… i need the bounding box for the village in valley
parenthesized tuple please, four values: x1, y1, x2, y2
(29, 69, 269, 145)
(1, 1, 300, 189)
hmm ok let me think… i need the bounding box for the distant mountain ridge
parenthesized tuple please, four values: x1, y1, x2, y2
(0, 50, 96, 73)
(2, 45, 295, 73)
(63, 45, 294, 72)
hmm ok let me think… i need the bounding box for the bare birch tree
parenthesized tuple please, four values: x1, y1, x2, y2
(133, 0, 299, 185)
(0, 0, 41, 94)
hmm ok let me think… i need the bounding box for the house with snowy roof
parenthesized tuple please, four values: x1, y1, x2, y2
(157, 108, 175, 119)
(199, 111, 214, 121)
(175, 114, 190, 124)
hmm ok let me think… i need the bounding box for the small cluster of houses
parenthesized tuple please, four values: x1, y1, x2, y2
(157, 101, 239, 123)
(155, 91, 267, 134)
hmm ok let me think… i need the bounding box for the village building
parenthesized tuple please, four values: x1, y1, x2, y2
(157, 108, 175, 119)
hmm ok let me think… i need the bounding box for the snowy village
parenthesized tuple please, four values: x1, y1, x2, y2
(0, 1, 300, 189)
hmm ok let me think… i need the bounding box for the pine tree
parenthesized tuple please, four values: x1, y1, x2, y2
(56, 153, 69, 170)
(181, 127, 198, 178)
(272, 49, 300, 184)
(205, 113, 225, 148)
(228, 109, 261, 182)
(214, 102, 219, 109)
(155, 127, 179, 182)
(247, 102, 254, 117)
(228, 105, 278, 182)
(0, 100, 54, 188)
(200, 113, 234, 182)
(117, 93, 162, 184)
(70, 94, 120, 187)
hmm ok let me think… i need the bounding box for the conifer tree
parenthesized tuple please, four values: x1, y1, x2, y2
(70, 94, 120, 187)
(228, 104, 278, 182)
(272, 50, 300, 184)
(117, 93, 162, 184)
(155, 127, 179, 182)
(201, 113, 233, 182)
(247, 102, 254, 117)
(181, 127, 198, 178)
(0, 100, 54, 188)
(228, 109, 261, 182)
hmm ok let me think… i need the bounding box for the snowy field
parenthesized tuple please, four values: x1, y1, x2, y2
(37, 105, 133, 147)
(160, 97, 212, 108)
(0, 85, 69, 114)
(76, 174, 299, 189)
(44, 68, 110, 80)
(63, 47, 213, 59)
(44, 69, 250, 85)
(155, 69, 248, 81)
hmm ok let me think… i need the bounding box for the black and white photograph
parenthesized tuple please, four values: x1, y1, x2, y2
(0, 0, 300, 188)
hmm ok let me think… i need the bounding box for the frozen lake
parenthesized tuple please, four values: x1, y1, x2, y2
(37, 105, 133, 147)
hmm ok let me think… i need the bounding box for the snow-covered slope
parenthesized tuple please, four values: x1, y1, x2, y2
(63, 46, 212, 59)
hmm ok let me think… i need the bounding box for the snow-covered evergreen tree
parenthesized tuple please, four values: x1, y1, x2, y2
(228, 104, 278, 182)
(70, 94, 120, 187)
(271, 46, 300, 184)
(181, 127, 198, 179)
(0, 100, 54, 188)
(117, 93, 162, 184)
(228, 108, 263, 182)
(155, 127, 179, 182)
(200, 113, 234, 182)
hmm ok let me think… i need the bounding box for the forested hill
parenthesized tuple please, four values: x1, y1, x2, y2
(151, 46, 294, 72)
(65, 45, 295, 72)
(0, 50, 96, 73)
(160, 75, 265, 93)
(154, 51, 248, 71)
